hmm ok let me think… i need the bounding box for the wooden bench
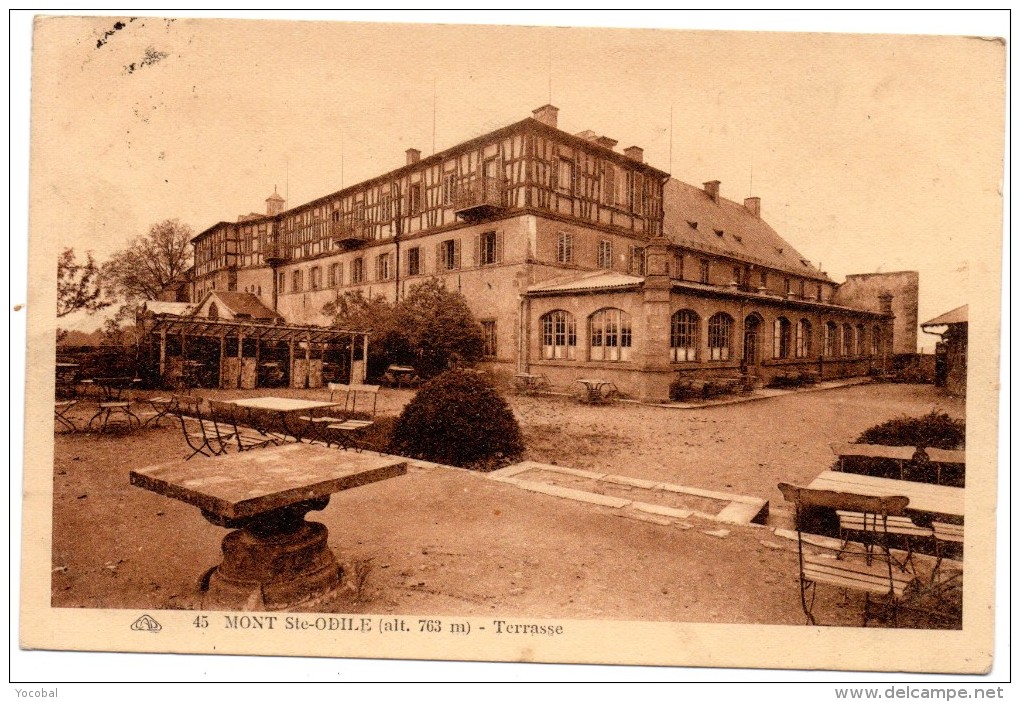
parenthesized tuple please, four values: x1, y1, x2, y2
(830, 443, 965, 485)
(779, 482, 918, 626)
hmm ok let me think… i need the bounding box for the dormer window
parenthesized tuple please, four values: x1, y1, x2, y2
(686, 220, 698, 230)
(714, 229, 724, 237)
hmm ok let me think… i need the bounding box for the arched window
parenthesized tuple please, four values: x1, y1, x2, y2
(824, 321, 838, 357)
(670, 310, 699, 362)
(856, 324, 866, 356)
(707, 313, 733, 361)
(872, 326, 882, 356)
(796, 319, 812, 358)
(589, 308, 632, 362)
(842, 323, 854, 356)
(773, 317, 792, 359)
(540, 310, 576, 360)
(207, 302, 219, 320)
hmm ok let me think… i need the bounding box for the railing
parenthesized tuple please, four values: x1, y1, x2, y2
(453, 176, 504, 214)
(329, 219, 371, 245)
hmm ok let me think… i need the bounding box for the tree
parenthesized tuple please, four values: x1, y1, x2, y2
(56, 247, 110, 317)
(396, 278, 484, 378)
(321, 278, 484, 380)
(102, 219, 193, 302)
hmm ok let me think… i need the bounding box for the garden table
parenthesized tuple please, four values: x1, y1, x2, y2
(130, 443, 406, 610)
(228, 396, 343, 442)
(808, 470, 964, 524)
(575, 378, 618, 404)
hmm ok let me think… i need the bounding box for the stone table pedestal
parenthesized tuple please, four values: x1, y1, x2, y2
(131, 443, 406, 611)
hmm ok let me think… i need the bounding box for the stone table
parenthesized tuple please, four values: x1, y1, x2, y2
(130, 443, 406, 610)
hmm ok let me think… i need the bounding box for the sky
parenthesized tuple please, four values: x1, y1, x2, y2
(23, 12, 1006, 350)
(8, 10, 1013, 687)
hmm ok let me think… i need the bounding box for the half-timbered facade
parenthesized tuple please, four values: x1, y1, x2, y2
(188, 105, 915, 400)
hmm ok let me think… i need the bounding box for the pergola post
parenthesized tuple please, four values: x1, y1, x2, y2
(289, 338, 296, 388)
(220, 330, 227, 389)
(238, 328, 244, 388)
(158, 330, 167, 379)
(362, 333, 369, 384)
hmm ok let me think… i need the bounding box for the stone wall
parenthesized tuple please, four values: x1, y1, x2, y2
(834, 271, 919, 354)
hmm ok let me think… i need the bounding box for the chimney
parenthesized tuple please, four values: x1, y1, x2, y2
(624, 146, 644, 163)
(703, 180, 721, 204)
(878, 292, 894, 315)
(595, 136, 618, 150)
(744, 196, 761, 218)
(405, 148, 421, 165)
(532, 104, 559, 129)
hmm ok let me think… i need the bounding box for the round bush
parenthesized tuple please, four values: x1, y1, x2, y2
(855, 410, 965, 450)
(388, 369, 525, 470)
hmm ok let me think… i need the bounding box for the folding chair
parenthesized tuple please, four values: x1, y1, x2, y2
(141, 394, 180, 428)
(174, 396, 234, 460)
(208, 400, 283, 452)
(54, 400, 79, 433)
(325, 419, 375, 452)
(778, 482, 917, 626)
(836, 509, 933, 573)
(930, 521, 964, 598)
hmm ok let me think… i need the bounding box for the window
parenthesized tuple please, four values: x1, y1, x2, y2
(784, 278, 791, 296)
(443, 173, 457, 205)
(760, 271, 769, 290)
(278, 271, 286, 294)
(799, 280, 806, 299)
(208, 302, 219, 320)
(816, 284, 823, 302)
(598, 240, 613, 270)
(589, 308, 632, 362)
(601, 165, 615, 205)
(700, 259, 711, 284)
(292, 269, 303, 292)
(629, 246, 645, 275)
(351, 257, 364, 284)
(796, 319, 812, 358)
(310, 266, 322, 291)
(673, 251, 684, 280)
(376, 252, 393, 281)
(409, 183, 423, 214)
(842, 323, 854, 356)
(556, 232, 574, 264)
(541, 310, 576, 360)
(856, 324, 866, 356)
(773, 317, 792, 359)
(481, 320, 497, 358)
(477, 231, 500, 266)
(557, 158, 574, 194)
(670, 310, 699, 362)
(824, 321, 838, 357)
(328, 262, 342, 288)
(406, 247, 421, 276)
(707, 313, 733, 361)
(438, 239, 461, 270)
(734, 266, 743, 286)
(872, 326, 882, 355)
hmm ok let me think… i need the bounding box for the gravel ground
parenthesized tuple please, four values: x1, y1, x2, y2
(49, 382, 964, 628)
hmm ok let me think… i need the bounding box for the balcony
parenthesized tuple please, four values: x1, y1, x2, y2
(330, 219, 372, 249)
(263, 242, 290, 265)
(453, 176, 506, 221)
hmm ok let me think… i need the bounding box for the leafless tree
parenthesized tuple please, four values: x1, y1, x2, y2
(102, 218, 193, 302)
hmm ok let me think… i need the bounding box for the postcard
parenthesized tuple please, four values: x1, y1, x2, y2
(15, 12, 1007, 681)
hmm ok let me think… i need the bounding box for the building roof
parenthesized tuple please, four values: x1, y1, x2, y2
(921, 304, 968, 328)
(196, 291, 280, 321)
(527, 271, 644, 295)
(139, 300, 195, 317)
(663, 179, 831, 283)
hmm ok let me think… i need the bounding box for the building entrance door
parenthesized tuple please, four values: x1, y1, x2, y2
(743, 314, 763, 367)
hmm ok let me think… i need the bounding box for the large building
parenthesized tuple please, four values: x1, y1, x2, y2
(188, 105, 916, 401)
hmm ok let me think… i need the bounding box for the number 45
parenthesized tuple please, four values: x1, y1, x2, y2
(193, 615, 209, 628)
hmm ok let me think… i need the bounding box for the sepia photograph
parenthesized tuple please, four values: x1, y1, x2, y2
(13, 10, 1008, 685)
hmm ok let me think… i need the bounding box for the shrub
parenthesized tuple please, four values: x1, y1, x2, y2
(854, 410, 965, 450)
(388, 369, 525, 470)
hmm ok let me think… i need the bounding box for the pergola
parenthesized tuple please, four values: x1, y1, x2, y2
(141, 314, 370, 389)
